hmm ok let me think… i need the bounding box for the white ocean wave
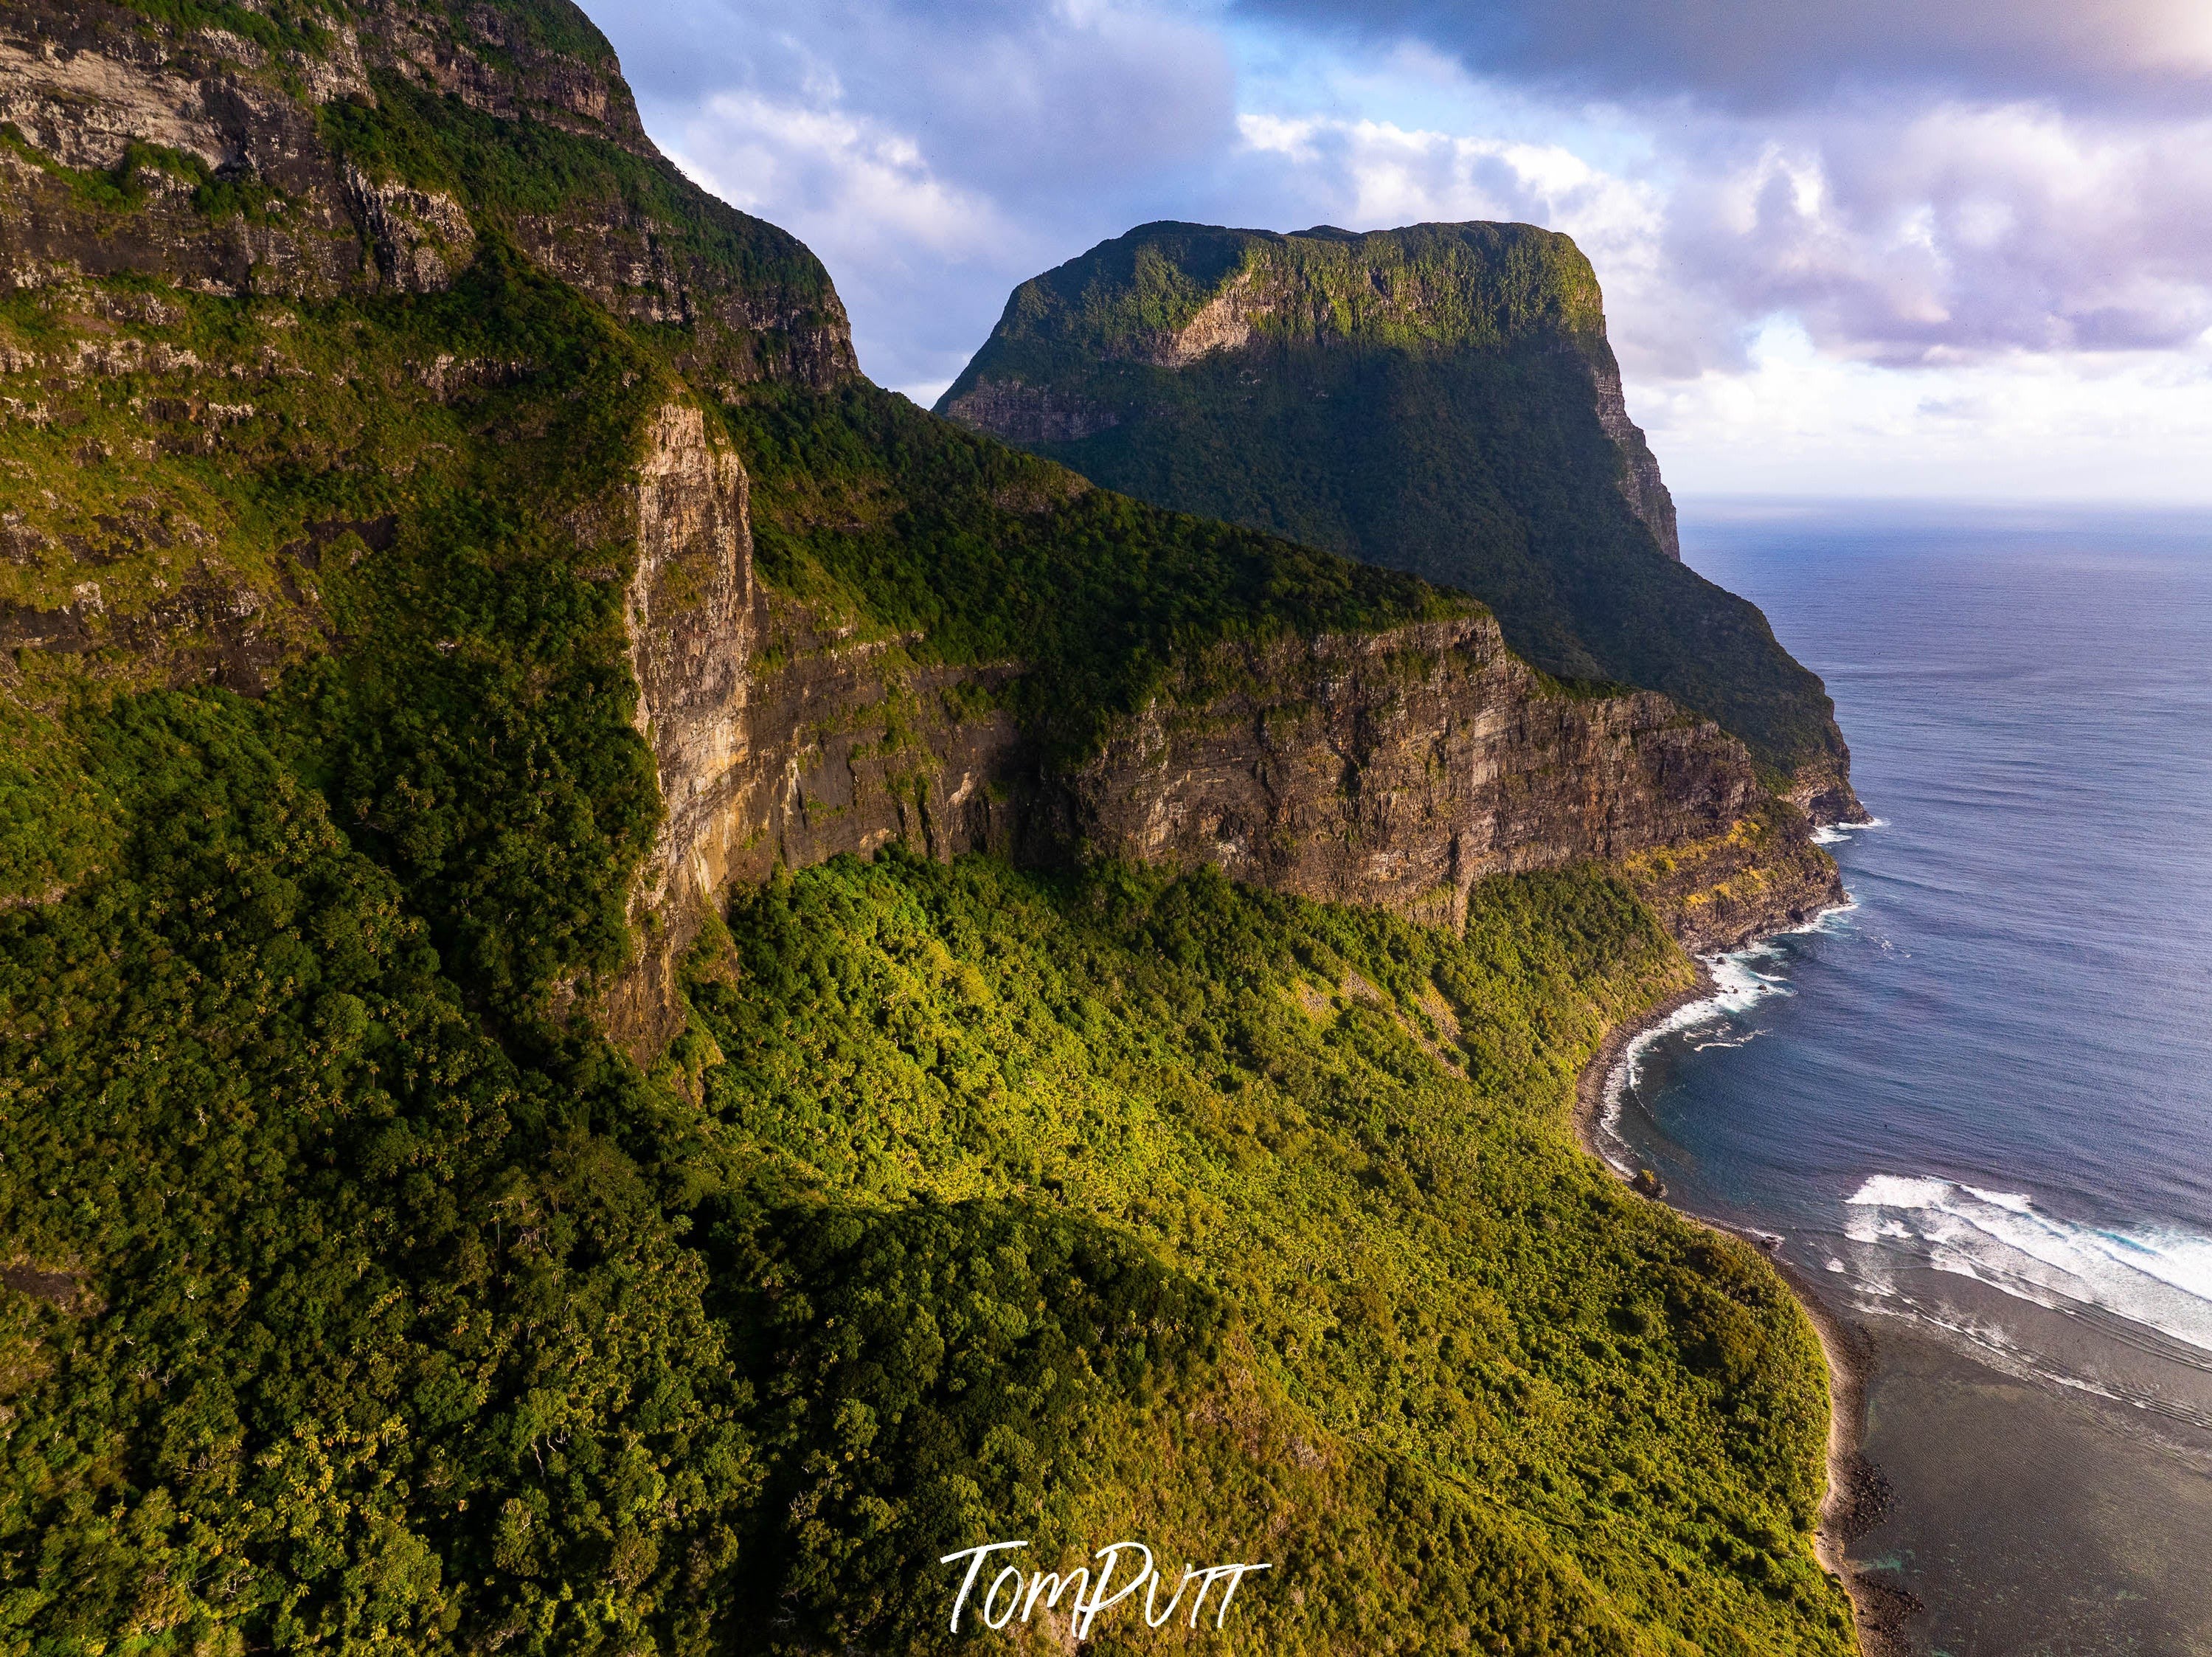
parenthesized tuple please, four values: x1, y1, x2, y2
(1845, 1174, 1960, 1210)
(1842, 1175, 2212, 1357)
(1593, 899, 1857, 1170)
(1811, 815, 1890, 846)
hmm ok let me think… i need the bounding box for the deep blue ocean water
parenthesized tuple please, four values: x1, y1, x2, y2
(1607, 501, 2212, 1655)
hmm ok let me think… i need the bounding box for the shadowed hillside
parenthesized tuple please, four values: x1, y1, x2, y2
(940, 221, 1862, 819)
(0, 4, 1853, 1650)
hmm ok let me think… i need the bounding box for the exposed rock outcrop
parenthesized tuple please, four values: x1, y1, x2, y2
(0, 0, 855, 388)
(1585, 348, 1680, 560)
(937, 379, 1117, 445)
(602, 403, 758, 1051)
(600, 401, 1040, 1056)
(0, 6, 367, 298)
(341, 163, 474, 292)
(1620, 803, 1842, 954)
(1064, 619, 1835, 933)
(603, 420, 1840, 1059)
(1781, 750, 1868, 828)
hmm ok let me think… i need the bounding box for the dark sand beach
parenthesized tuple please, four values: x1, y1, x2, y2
(1600, 504, 2212, 1655)
(1575, 971, 1895, 1655)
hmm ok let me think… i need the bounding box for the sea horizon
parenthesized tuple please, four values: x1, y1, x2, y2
(1612, 497, 2212, 1653)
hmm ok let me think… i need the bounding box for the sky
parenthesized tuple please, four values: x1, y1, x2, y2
(576, 0, 2212, 502)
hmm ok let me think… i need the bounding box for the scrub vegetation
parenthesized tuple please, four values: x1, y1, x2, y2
(0, 8, 1851, 1652)
(725, 381, 1463, 761)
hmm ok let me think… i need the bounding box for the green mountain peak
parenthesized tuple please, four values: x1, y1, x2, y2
(960, 219, 1608, 366)
(0, 10, 1856, 1652)
(941, 218, 1861, 815)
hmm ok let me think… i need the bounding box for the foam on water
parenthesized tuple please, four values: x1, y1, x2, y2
(1595, 898, 1855, 1172)
(1843, 1175, 2212, 1358)
(1603, 515, 2212, 1642)
(1810, 815, 1890, 847)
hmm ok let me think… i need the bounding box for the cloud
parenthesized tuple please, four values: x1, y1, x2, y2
(597, 0, 1232, 189)
(584, 0, 1235, 394)
(1220, 57, 2212, 381)
(1225, 111, 1694, 359)
(576, 0, 2212, 499)
(667, 94, 1008, 258)
(1227, 0, 2212, 110)
(1660, 100, 2212, 367)
(1232, 113, 1660, 252)
(1643, 320, 2212, 503)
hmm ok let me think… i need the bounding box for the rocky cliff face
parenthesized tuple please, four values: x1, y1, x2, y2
(1064, 619, 1835, 933)
(601, 401, 759, 1048)
(1586, 349, 1680, 560)
(0, 0, 853, 390)
(600, 400, 1039, 1054)
(0, 3, 1843, 1070)
(599, 420, 1838, 1057)
(937, 220, 1862, 818)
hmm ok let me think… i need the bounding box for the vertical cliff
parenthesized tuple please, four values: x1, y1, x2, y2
(0, 2, 1844, 1059)
(600, 400, 1043, 1054)
(1064, 617, 1837, 939)
(938, 220, 1860, 817)
(1587, 348, 1681, 559)
(602, 402, 756, 1050)
(0, 6, 1859, 1654)
(597, 385, 1840, 1056)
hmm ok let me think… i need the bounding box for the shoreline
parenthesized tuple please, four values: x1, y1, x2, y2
(1574, 965, 1910, 1657)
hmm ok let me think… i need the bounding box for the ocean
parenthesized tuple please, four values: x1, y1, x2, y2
(1602, 501, 2212, 1655)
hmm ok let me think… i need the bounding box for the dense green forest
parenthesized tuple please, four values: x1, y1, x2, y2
(938, 223, 1850, 789)
(686, 855, 1852, 1653)
(1, 731, 1853, 1651)
(0, 6, 1851, 1650)
(724, 380, 1463, 760)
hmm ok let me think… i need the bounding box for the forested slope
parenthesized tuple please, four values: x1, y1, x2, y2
(939, 221, 1862, 818)
(0, 2, 1853, 1650)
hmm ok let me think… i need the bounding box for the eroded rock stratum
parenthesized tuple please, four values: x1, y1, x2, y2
(0, 0, 1840, 1068)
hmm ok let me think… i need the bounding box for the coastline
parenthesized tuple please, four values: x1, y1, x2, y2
(1574, 967, 1908, 1657)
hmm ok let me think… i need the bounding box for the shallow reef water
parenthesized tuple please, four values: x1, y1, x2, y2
(1608, 499, 2212, 1656)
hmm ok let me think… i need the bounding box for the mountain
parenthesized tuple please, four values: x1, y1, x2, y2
(0, 4, 1853, 1653)
(938, 220, 1864, 820)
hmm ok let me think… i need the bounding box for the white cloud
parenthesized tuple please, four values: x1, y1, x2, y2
(1227, 111, 1671, 364)
(1661, 100, 2212, 367)
(1234, 112, 1662, 255)
(589, 0, 1235, 397)
(1644, 320, 2212, 502)
(665, 94, 1010, 260)
(580, 0, 2212, 499)
(1221, 44, 2212, 497)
